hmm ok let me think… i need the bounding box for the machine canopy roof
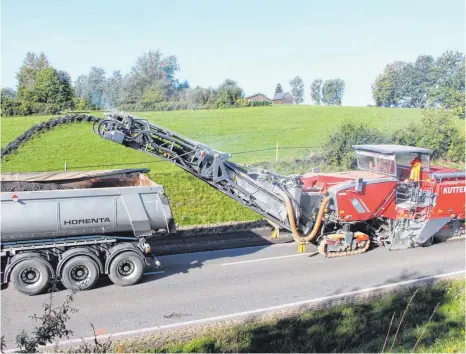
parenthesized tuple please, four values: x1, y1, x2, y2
(352, 144, 432, 155)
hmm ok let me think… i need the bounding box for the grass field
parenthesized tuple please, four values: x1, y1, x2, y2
(115, 279, 465, 353)
(0, 105, 426, 225)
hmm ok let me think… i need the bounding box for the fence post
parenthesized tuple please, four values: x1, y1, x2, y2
(275, 142, 279, 163)
(64, 162, 67, 172)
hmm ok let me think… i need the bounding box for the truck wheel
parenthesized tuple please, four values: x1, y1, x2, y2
(10, 259, 51, 296)
(61, 256, 100, 291)
(108, 252, 144, 287)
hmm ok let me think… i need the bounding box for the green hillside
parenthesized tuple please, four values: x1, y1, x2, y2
(1, 105, 423, 225)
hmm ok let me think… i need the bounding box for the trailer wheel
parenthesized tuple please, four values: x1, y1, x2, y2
(61, 256, 100, 291)
(10, 259, 51, 296)
(108, 252, 144, 287)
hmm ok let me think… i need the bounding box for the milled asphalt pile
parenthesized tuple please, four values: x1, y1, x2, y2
(1, 182, 69, 192)
(1, 114, 101, 160)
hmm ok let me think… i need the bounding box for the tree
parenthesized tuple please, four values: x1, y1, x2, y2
(16, 52, 51, 101)
(56, 70, 75, 109)
(34, 67, 74, 109)
(87, 67, 106, 108)
(1, 87, 16, 99)
(74, 67, 106, 109)
(289, 76, 304, 104)
(371, 61, 407, 107)
(322, 78, 345, 105)
(102, 70, 122, 108)
(119, 49, 182, 106)
(274, 83, 283, 96)
(372, 51, 465, 111)
(310, 79, 322, 105)
(214, 79, 245, 108)
(321, 80, 333, 105)
(10, 52, 75, 114)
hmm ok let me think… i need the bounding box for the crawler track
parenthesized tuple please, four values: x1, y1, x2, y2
(318, 240, 371, 258)
(1, 114, 101, 161)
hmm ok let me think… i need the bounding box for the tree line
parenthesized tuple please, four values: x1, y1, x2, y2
(273, 77, 346, 106)
(278, 50, 464, 113)
(371, 50, 464, 118)
(0, 50, 251, 116)
(1, 49, 463, 116)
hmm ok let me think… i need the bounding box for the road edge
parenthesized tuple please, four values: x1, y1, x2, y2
(31, 270, 465, 353)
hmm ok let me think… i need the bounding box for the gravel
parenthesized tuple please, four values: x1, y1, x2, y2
(1, 181, 69, 192)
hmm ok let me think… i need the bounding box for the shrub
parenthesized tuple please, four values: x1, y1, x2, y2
(119, 101, 189, 112)
(321, 121, 390, 169)
(1, 98, 62, 117)
(417, 109, 460, 160)
(249, 100, 272, 107)
(323, 109, 465, 168)
(1, 97, 23, 116)
(448, 133, 465, 163)
(236, 98, 249, 107)
(392, 108, 463, 161)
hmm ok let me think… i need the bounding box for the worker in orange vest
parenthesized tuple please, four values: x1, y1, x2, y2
(409, 155, 422, 182)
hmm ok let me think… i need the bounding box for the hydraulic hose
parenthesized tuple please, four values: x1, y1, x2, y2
(279, 191, 329, 244)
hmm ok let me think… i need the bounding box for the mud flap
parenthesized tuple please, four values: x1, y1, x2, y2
(416, 218, 452, 245)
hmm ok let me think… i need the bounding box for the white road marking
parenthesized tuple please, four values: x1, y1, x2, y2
(143, 271, 165, 275)
(7, 269, 462, 352)
(221, 252, 317, 266)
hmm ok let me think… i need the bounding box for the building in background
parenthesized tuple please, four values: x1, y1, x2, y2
(246, 93, 272, 103)
(272, 92, 294, 104)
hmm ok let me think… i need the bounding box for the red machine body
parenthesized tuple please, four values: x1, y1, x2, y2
(298, 145, 465, 254)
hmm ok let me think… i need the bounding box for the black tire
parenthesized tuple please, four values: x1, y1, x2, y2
(422, 236, 434, 247)
(10, 259, 51, 296)
(108, 252, 145, 287)
(61, 256, 100, 291)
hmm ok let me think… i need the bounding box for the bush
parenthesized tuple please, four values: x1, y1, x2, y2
(1, 97, 23, 116)
(119, 101, 189, 112)
(1, 98, 62, 117)
(249, 100, 272, 107)
(321, 121, 390, 169)
(392, 108, 463, 161)
(448, 133, 465, 163)
(323, 109, 465, 168)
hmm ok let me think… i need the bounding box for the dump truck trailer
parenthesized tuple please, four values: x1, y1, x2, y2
(1, 168, 176, 295)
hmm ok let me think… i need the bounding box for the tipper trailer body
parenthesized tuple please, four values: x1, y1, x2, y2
(1, 168, 175, 295)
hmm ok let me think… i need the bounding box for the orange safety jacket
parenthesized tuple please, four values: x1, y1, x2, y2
(409, 159, 422, 181)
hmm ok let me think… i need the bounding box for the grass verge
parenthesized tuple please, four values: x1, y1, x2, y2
(115, 278, 465, 353)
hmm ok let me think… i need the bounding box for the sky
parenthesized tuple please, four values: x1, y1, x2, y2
(1, 0, 465, 106)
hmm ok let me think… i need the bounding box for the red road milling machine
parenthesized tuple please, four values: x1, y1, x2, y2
(1, 112, 465, 295)
(92, 112, 465, 257)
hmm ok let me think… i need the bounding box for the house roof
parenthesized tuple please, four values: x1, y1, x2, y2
(246, 93, 271, 100)
(352, 144, 432, 155)
(272, 92, 290, 100)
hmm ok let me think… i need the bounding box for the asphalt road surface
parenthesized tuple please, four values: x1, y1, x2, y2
(2, 239, 465, 349)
